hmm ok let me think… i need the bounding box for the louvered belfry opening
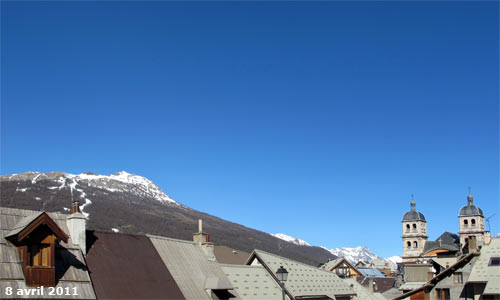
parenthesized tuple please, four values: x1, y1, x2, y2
(6, 212, 68, 287)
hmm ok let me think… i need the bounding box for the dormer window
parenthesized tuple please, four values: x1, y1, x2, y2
(5, 212, 68, 287)
(30, 243, 50, 267)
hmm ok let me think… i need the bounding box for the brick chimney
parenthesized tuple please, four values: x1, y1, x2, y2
(67, 201, 86, 254)
(193, 219, 215, 261)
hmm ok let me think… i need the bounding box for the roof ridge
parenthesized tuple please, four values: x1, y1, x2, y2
(253, 249, 346, 276)
(146, 234, 197, 245)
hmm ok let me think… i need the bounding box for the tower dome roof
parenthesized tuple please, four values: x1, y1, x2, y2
(402, 199, 426, 222)
(459, 193, 483, 217)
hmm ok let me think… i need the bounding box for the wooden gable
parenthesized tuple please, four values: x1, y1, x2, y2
(15, 212, 68, 244)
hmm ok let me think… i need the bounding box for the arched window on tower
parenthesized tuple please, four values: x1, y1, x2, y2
(407, 241, 411, 249)
(413, 241, 418, 248)
(471, 219, 476, 227)
(412, 224, 417, 232)
(406, 224, 410, 232)
(464, 219, 468, 228)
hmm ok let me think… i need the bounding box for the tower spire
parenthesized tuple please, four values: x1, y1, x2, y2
(410, 194, 416, 210)
(467, 187, 473, 205)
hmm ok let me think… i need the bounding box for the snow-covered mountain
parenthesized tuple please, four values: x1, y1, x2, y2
(271, 232, 401, 270)
(1, 171, 335, 267)
(272, 233, 311, 246)
(328, 246, 401, 270)
(328, 246, 381, 264)
(1, 171, 177, 216)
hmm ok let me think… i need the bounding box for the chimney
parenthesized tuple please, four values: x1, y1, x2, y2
(193, 219, 210, 244)
(468, 236, 477, 253)
(192, 219, 215, 261)
(71, 201, 80, 214)
(67, 201, 86, 254)
(484, 232, 491, 245)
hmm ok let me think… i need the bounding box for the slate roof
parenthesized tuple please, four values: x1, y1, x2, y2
(221, 264, 282, 300)
(149, 235, 234, 300)
(357, 268, 386, 278)
(247, 249, 355, 299)
(459, 194, 483, 217)
(402, 210, 426, 222)
(85, 231, 184, 299)
(423, 232, 460, 254)
(0, 207, 96, 299)
(467, 237, 500, 295)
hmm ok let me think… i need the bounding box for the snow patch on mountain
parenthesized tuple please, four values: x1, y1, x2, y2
(272, 233, 311, 246)
(2, 171, 177, 217)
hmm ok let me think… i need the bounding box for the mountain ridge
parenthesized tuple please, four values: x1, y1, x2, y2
(0, 171, 335, 267)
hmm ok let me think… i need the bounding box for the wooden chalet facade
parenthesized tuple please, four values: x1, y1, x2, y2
(5, 212, 69, 287)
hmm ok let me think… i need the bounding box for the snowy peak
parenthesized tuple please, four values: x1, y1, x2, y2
(328, 246, 401, 270)
(329, 246, 380, 264)
(73, 171, 175, 204)
(1, 171, 177, 217)
(272, 233, 311, 246)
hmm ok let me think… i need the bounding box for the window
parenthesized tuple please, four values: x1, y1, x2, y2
(436, 288, 450, 300)
(413, 241, 418, 248)
(406, 224, 410, 232)
(30, 244, 50, 267)
(336, 267, 350, 277)
(471, 219, 476, 227)
(453, 272, 463, 284)
(412, 224, 417, 232)
(464, 219, 468, 227)
(489, 257, 500, 266)
(407, 241, 411, 249)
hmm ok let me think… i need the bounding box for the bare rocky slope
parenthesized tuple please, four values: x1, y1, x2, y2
(0, 171, 335, 266)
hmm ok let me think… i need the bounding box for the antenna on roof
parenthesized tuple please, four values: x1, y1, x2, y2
(486, 214, 496, 232)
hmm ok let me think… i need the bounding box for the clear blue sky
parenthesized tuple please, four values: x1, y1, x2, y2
(1, 1, 498, 258)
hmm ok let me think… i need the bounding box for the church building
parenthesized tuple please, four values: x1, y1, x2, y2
(401, 192, 486, 260)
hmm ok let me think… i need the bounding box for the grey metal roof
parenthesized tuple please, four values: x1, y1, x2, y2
(467, 237, 500, 295)
(357, 268, 386, 278)
(0, 207, 96, 299)
(1, 207, 79, 249)
(320, 258, 344, 271)
(5, 211, 44, 238)
(148, 235, 234, 300)
(221, 264, 283, 300)
(343, 278, 386, 300)
(398, 282, 426, 291)
(249, 249, 355, 298)
(430, 257, 458, 269)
